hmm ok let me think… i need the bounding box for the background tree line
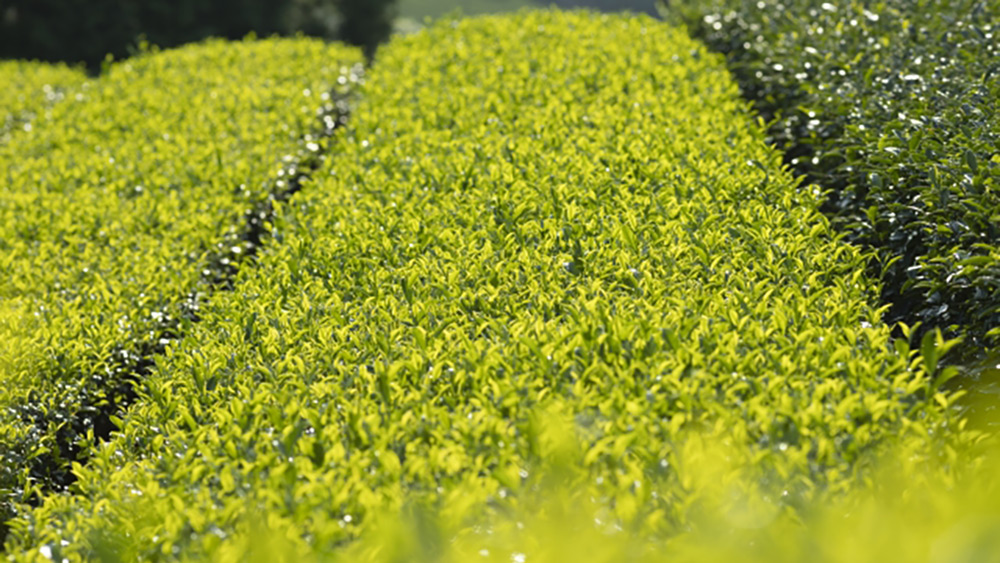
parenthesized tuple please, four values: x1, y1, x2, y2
(0, 0, 398, 71)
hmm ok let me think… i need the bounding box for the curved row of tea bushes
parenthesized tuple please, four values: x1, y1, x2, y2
(662, 0, 1000, 355)
(6, 11, 969, 560)
(0, 39, 362, 543)
(0, 61, 86, 144)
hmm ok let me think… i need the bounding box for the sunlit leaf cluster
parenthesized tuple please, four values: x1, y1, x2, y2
(0, 61, 86, 145)
(3, 11, 978, 560)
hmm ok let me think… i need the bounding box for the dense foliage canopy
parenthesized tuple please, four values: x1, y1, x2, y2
(0, 7, 995, 562)
(663, 0, 1000, 357)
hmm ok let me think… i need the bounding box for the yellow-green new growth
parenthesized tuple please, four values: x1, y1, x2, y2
(0, 38, 363, 548)
(0, 60, 86, 144)
(3, 10, 988, 562)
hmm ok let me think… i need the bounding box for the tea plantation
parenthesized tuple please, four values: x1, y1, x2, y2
(1, 8, 998, 562)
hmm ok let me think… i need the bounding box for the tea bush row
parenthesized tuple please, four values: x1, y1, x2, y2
(662, 0, 1000, 357)
(0, 61, 86, 144)
(5, 11, 972, 560)
(0, 38, 362, 545)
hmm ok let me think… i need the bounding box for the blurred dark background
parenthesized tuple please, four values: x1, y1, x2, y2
(0, 0, 397, 70)
(396, 0, 656, 19)
(0, 0, 656, 72)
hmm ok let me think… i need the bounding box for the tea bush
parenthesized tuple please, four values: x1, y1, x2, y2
(4, 11, 975, 560)
(661, 0, 1000, 357)
(0, 61, 86, 144)
(0, 38, 363, 544)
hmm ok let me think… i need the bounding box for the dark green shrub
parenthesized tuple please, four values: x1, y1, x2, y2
(661, 0, 1000, 357)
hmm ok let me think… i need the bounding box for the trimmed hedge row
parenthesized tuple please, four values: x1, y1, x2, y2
(0, 61, 86, 144)
(5, 11, 970, 560)
(0, 38, 362, 545)
(661, 0, 1000, 357)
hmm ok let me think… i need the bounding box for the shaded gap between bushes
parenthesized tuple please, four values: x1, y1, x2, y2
(0, 62, 365, 549)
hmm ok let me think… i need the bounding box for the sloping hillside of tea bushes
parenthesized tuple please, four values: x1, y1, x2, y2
(3, 11, 976, 561)
(662, 0, 1000, 359)
(0, 39, 364, 545)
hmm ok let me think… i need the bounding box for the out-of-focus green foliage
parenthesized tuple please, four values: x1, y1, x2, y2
(0, 0, 395, 71)
(339, 433, 1000, 563)
(0, 38, 362, 547)
(397, 0, 655, 20)
(549, 0, 657, 14)
(398, 0, 537, 20)
(0, 61, 86, 144)
(334, 0, 399, 58)
(661, 0, 1000, 358)
(3, 11, 978, 561)
(0, 0, 286, 70)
